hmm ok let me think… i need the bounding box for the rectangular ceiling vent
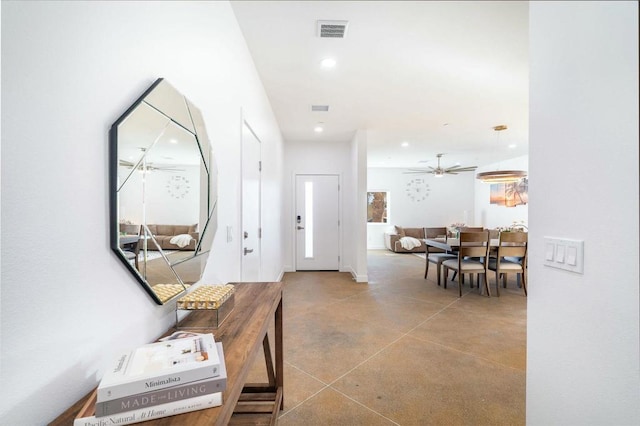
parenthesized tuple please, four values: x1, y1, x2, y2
(317, 20, 349, 38)
(311, 105, 329, 112)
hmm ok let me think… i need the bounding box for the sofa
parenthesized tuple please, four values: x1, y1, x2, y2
(147, 224, 199, 251)
(384, 226, 448, 253)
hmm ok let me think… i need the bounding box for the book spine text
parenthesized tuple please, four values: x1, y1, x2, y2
(97, 362, 220, 402)
(95, 375, 226, 416)
(74, 392, 222, 426)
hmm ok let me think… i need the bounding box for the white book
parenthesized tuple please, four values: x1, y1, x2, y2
(97, 333, 220, 402)
(74, 391, 222, 426)
(94, 342, 227, 417)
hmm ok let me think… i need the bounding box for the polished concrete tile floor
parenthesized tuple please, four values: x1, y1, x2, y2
(249, 250, 526, 425)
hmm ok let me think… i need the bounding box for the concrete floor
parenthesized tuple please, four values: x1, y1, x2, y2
(248, 249, 526, 425)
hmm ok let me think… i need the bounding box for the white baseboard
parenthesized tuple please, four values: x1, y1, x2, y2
(354, 273, 368, 282)
(276, 268, 285, 282)
(342, 265, 368, 283)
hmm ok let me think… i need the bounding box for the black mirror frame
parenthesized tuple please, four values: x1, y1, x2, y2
(109, 78, 214, 304)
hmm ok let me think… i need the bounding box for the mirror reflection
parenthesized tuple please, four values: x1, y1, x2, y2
(110, 79, 216, 304)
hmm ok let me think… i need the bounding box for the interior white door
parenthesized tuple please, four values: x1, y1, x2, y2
(241, 121, 261, 281)
(295, 174, 340, 270)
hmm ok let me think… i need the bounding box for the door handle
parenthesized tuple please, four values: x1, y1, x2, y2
(244, 231, 248, 239)
(244, 247, 254, 255)
(297, 226, 305, 230)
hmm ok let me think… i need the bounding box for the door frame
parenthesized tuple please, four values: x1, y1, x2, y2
(292, 172, 343, 271)
(240, 116, 262, 281)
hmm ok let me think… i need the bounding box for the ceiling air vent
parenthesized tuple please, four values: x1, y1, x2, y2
(311, 105, 329, 112)
(317, 20, 349, 38)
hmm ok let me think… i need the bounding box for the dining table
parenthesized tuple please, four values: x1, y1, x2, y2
(423, 237, 500, 252)
(424, 237, 525, 289)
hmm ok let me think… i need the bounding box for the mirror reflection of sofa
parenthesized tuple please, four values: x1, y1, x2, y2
(146, 224, 199, 250)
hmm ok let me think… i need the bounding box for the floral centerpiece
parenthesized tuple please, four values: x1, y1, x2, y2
(497, 220, 528, 233)
(448, 222, 466, 238)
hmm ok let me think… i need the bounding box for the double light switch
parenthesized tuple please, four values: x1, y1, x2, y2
(544, 237, 584, 273)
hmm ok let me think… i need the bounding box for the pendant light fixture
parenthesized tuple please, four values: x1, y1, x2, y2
(476, 125, 527, 183)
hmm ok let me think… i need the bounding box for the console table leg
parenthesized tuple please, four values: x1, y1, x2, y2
(276, 298, 283, 410)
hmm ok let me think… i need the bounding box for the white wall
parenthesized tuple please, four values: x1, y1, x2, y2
(282, 140, 350, 273)
(367, 167, 475, 248)
(474, 155, 528, 229)
(528, 2, 639, 425)
(119, 166, 201, 226)
(0, 2, 283, 424)
(282, 138, 366, 280)
(351, 130, 369, 282)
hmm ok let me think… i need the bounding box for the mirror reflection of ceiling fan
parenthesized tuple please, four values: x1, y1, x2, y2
(405, 153, 477, 177)
(119, 159, 185, 172)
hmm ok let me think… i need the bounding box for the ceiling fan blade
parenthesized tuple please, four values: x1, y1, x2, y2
(445, 171, 459, 175)
(445, 165, 462, 171)
(149, 166, 185, 172)
(119, 160, 134, 167)
(403, 171, 429, 174)
(453, 167, 478, 172)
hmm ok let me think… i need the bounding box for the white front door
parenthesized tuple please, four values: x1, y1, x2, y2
(241, 120, 261, 281)
(295, 174, 340, 270)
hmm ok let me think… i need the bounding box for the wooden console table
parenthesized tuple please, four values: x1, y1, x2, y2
(50, 282, 284, 426)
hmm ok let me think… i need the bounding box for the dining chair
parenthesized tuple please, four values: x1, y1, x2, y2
(488, 231, 528, 296)
(424, 228, 456, 286)
(121, 225, 142, 270)
(442, 231, 490, 297)
(450, 226, 486, 284)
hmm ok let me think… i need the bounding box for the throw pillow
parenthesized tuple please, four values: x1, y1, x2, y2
(395, 225, 406, 237)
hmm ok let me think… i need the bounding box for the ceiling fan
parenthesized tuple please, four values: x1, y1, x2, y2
(119, 159, 184, 173)
(405, 153, 477, 178)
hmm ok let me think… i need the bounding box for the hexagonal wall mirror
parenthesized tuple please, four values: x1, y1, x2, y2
(110, 78, 217, 304)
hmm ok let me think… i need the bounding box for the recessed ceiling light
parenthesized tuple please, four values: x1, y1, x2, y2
(401, 142, 409, 147)
(321, 58, 336, 68)
(169, 139, 178, 144)
(314, 126, 323, 133)
(508, 144, 517, 149)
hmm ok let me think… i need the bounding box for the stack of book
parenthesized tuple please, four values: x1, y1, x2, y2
(74, 333, 227, 426)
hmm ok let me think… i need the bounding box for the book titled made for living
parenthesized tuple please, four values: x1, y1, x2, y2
(74, 391, 222, 426)
(94, 342, 227, 417)
(97, 333, 220, 402)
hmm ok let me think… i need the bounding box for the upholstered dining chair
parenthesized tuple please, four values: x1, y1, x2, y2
(488, 231, 528, 296)
(449, 226, 486, 284)
(121, 225, 142, 270)
(424, 227, 456, 286)
(442, 231, 490, 297)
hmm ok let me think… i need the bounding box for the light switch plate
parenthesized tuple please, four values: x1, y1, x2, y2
(543, 237, 584, 274)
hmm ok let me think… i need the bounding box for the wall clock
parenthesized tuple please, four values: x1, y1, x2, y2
(406, 177, 430, 202)
(166, 175, 190, 199)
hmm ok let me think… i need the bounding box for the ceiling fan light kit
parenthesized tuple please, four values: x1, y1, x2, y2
(476, 125, 527, 183)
